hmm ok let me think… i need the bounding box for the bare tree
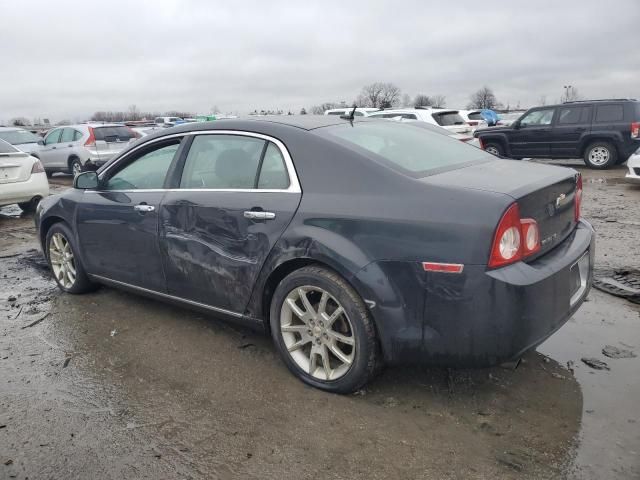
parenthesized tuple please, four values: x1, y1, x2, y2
(538, 95, 547, 106)
(360, 82, 401, 108)
(468, 86, 500, 109)
(309, 102, 337, 115)
(431, 94, 446, 108)
(299, 107, 307, 115)
(413, 94, 432, 107)
(401, 93, 412, 108)
(128, 104, 140, 121)
(10, 117, 30, 126)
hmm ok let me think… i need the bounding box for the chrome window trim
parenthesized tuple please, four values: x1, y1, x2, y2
(89, 274, 244, 318)
(96, 130, 301, 194)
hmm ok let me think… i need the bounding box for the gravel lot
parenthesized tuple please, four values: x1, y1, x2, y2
(1, 164, 638, 480)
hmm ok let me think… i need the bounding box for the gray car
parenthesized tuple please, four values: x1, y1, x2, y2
(33, 123, 137, 176)
(0, 126, 44, 155)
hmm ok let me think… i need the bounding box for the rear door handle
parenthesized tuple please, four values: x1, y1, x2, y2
(244, 210, 276, 220)
(134, 204, 155, 213)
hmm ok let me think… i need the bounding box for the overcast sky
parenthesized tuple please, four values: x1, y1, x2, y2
(1, 0, 638, 122)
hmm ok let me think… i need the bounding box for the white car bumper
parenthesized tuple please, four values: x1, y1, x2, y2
(625, 152, 640, 183)
(0, 172, 49, 207)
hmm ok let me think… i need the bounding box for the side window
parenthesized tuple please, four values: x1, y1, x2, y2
(44, 129, 62, 145)
(180, 135, 265, 189)
(258, 143, 290, 189)
(60, 128, 75, 143)
(73, 130, 83, 141)
(558, 107, 591, 125)
(520, 108, 555, 126)
(105, 142, 179, 191)
(595, 105, 624, 123)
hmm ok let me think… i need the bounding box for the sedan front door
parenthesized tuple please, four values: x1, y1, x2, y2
(75, 138, 185, 291)
(509, 108, 555, 158)
(159, 133, 302, 315)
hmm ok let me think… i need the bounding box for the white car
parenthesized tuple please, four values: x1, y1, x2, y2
(154, 116, 184, 127)
(131, 126, 164, 137)
(457, 110, 489, 130)
(324, 108, 380, 117)
(367, 108, 472, 134)
(0, 139, 49, 212)
(625, 147, 640, 183)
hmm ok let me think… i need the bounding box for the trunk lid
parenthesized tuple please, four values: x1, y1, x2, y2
(0, 151, 33, 184)
(421, 159, 579, 257)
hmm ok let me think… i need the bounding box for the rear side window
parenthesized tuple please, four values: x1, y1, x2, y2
(257, 143, 290, 189)
(319, 122, 489, 177)
(432, 112, 465, 126)
(73, 130, 83, 141)
(94, 126, 134, 142)
(467, 112, 483, 120)
(60, 128, 75, 143)
(595, 105, 624, 123)
(558, 106, 592, 124)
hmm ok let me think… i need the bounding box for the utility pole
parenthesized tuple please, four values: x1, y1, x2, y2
(563, 85, 572, 103)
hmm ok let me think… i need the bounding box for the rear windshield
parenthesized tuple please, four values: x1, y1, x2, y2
(0, 129, 41, 145)
(467, 112, 483, 120)
(432, 112, 465, 126)
(0, 139, 21, 154)
(317, 121, 490, 177)
(93, 126, 134, 142)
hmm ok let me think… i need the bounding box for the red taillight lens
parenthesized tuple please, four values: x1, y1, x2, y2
(478, 137, 485, 149)
(631, 122, 640, 139)
(488, 203, 541, 268)
(31, 160, 45, 174)
(575, 174, 582, 222)
(84, 126, 96, 147)
(488, 203, 522, 268)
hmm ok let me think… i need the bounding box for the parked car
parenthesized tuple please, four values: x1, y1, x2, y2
(0, 126, 44, 154)
(457, 109, 489, 129)
(389, 116, 475, 143)
(130, 126, 164, 138)
(154, 116, 184, 127)
(324, 108, 380, 117)
(36, 116, 593, 393)
(367, 108, 472, 134)
(625, 146, 640, 183)
(33, 123, 137, 176)
(0, 139, 49, 212)
(475, 99, 640, 169)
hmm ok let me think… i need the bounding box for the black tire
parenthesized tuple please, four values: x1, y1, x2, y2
(484, 142, 504, 157)
(45, 170, 54, 178)
(45, 222, 97, 294)
(583, 141, 617, 169)
(18, 196, 42, 213)
(69, 157, 83, 177)
(269, 266, 378, 393)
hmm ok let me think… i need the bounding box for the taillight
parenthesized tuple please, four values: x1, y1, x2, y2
(84, 126, 96, 147)
(31, 160, 45, 174)
(127, 127, 140, 139)
(488, 203, 541, 268)
(478, 137, 485, 149)
(575, 174, 582, 222)
(631, 122, 640, 139)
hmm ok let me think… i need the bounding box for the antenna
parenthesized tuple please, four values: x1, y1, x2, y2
(340, 104, 358, 121)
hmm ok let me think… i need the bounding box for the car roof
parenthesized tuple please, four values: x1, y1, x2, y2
(0, 126, 25, 131)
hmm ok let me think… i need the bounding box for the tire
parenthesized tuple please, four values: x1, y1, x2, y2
(269, 266, 378, 393)
(69, 158, 83, 177)
(45, 171, 54, 178)
(484, 142, 504, 157)
(583, 141, 617, 169)
(45, 222, 96, 294)
(18, 196, 42, 213)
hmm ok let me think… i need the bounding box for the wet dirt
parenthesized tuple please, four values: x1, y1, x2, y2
(1, 166, 639, 479)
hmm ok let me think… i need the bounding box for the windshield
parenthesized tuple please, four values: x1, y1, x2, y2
(0, 129, 41, 145)
(317, 121, 490, 177)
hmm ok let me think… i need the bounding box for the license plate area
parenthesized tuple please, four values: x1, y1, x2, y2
(569, 251, 589, 306)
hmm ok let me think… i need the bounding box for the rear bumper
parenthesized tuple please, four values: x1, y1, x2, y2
(354, 220, 595, 366)
(0, 172, 49, 206)
(625, 154, 640, 182)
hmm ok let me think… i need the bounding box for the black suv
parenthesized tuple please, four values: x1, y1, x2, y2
(475, 99, 640, 169)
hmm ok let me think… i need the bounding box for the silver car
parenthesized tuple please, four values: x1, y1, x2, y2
(0, 126, 44, 154)
(33, 123, 136, 176)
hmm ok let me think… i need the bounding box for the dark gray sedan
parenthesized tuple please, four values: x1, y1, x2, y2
(35, 116, 594, 393)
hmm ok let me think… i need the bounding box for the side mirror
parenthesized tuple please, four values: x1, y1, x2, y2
(513, 121, 521, 129)
(74, 171, 99, 190)
(37, 140, 44, 146)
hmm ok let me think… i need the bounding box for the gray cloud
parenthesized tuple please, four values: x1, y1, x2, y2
(1, 0, 638, 122)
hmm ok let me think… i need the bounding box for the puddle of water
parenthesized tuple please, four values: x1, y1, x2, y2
(539, 290, 640, 480)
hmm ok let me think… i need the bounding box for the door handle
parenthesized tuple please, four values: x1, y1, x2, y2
(244, 210, 276, 220)
(51, 146, 56, 149)
(134, 204, 155, 213)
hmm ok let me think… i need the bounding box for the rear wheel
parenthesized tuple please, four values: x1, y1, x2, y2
(45, 223, 96, 294)
(18, 196, 42, 213)
(484, 142, 504, 157)
(270, 266, 378, 393)
(584, 141, 617, 169)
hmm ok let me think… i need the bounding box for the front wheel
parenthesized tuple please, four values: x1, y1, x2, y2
(45, 223, 96, 294)
(484, 142, 504, 157)
(270, 266, 378, 393)
(584, 141, 617, 169)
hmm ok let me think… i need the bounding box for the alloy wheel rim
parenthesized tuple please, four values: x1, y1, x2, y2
(72, 162, 82, 176)
(485, 146, 499, 156)
(280, 286, 355, 381)
(589, 147, 609, 165)
(49, 233, 76, 289)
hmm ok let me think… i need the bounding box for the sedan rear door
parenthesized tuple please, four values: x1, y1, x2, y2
(159, 132, 302, 315)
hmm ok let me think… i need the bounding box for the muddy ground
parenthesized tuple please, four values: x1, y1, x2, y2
(1, 167, 638, 480)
